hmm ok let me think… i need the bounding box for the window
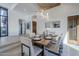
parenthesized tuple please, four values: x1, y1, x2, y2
(0, 7, 8, 37)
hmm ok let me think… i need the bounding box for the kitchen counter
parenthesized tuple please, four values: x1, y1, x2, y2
(0, 36, 20, 48)
(0, 36, 34, 56)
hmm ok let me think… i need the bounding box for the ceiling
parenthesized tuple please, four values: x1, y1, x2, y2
(14, 3, 40, 14)
(14, 3, 61, 14)
(0, 3, 61, 14)
(0, 3, 17, 9)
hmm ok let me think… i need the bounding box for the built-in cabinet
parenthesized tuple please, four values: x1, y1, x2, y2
(68, 15, 79, 45)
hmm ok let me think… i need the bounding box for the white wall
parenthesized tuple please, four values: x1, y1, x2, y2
(45, 3, 79, 56)
(28, 14, 45, 34)
(8, 10, 46, 36)
(0, 3, 46, 36)
(36, 15, 46, 34)
(8, 10, 29, 36)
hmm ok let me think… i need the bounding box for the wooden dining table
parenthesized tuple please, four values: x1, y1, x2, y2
(32, 39, 51, 56)
(32, 39, 51, 46)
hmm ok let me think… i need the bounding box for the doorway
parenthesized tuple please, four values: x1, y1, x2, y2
(32, 21, 37, 34)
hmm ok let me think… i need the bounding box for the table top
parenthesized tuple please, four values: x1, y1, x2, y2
(32, 39, 51, 46)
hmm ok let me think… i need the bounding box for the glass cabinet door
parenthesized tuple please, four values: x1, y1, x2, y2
(0, 8, 8, 16)
(0, 7, 8, 37)
(1, 16, 8, 36)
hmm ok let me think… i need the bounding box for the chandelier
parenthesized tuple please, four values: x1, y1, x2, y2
(40, 9, 49, 21)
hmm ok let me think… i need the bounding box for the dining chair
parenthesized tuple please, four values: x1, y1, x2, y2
(33, 45, 43, 56)
(31, 34, 43, 56)
(20, 36, 43, 56)
(45, 35, 63, 56)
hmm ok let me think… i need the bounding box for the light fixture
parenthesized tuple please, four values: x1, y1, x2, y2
(40, 9, 49, 20)
(40, 9, 44, 15)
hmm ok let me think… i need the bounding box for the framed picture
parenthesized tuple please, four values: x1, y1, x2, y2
(53, 21, 60, 28)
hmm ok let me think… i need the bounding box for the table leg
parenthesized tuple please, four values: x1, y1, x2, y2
(41, 45, 45, 56)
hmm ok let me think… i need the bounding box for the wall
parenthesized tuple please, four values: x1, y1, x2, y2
(8, 10, 46, 36)
(0, 3, 46, 36)
(28, 14, 46, 34)
(8, 10, 29, 36)
(45, 3, 79, 56)
(36, 15, 46, 34)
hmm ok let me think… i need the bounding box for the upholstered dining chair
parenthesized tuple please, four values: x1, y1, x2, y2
(45, 35, 63, 56)
(20, 36, 43, 56)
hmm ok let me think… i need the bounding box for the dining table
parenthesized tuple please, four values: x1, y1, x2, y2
(32, 38, 51, 56)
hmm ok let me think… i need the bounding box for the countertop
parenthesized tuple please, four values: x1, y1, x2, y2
(0, 36, 21, 48)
